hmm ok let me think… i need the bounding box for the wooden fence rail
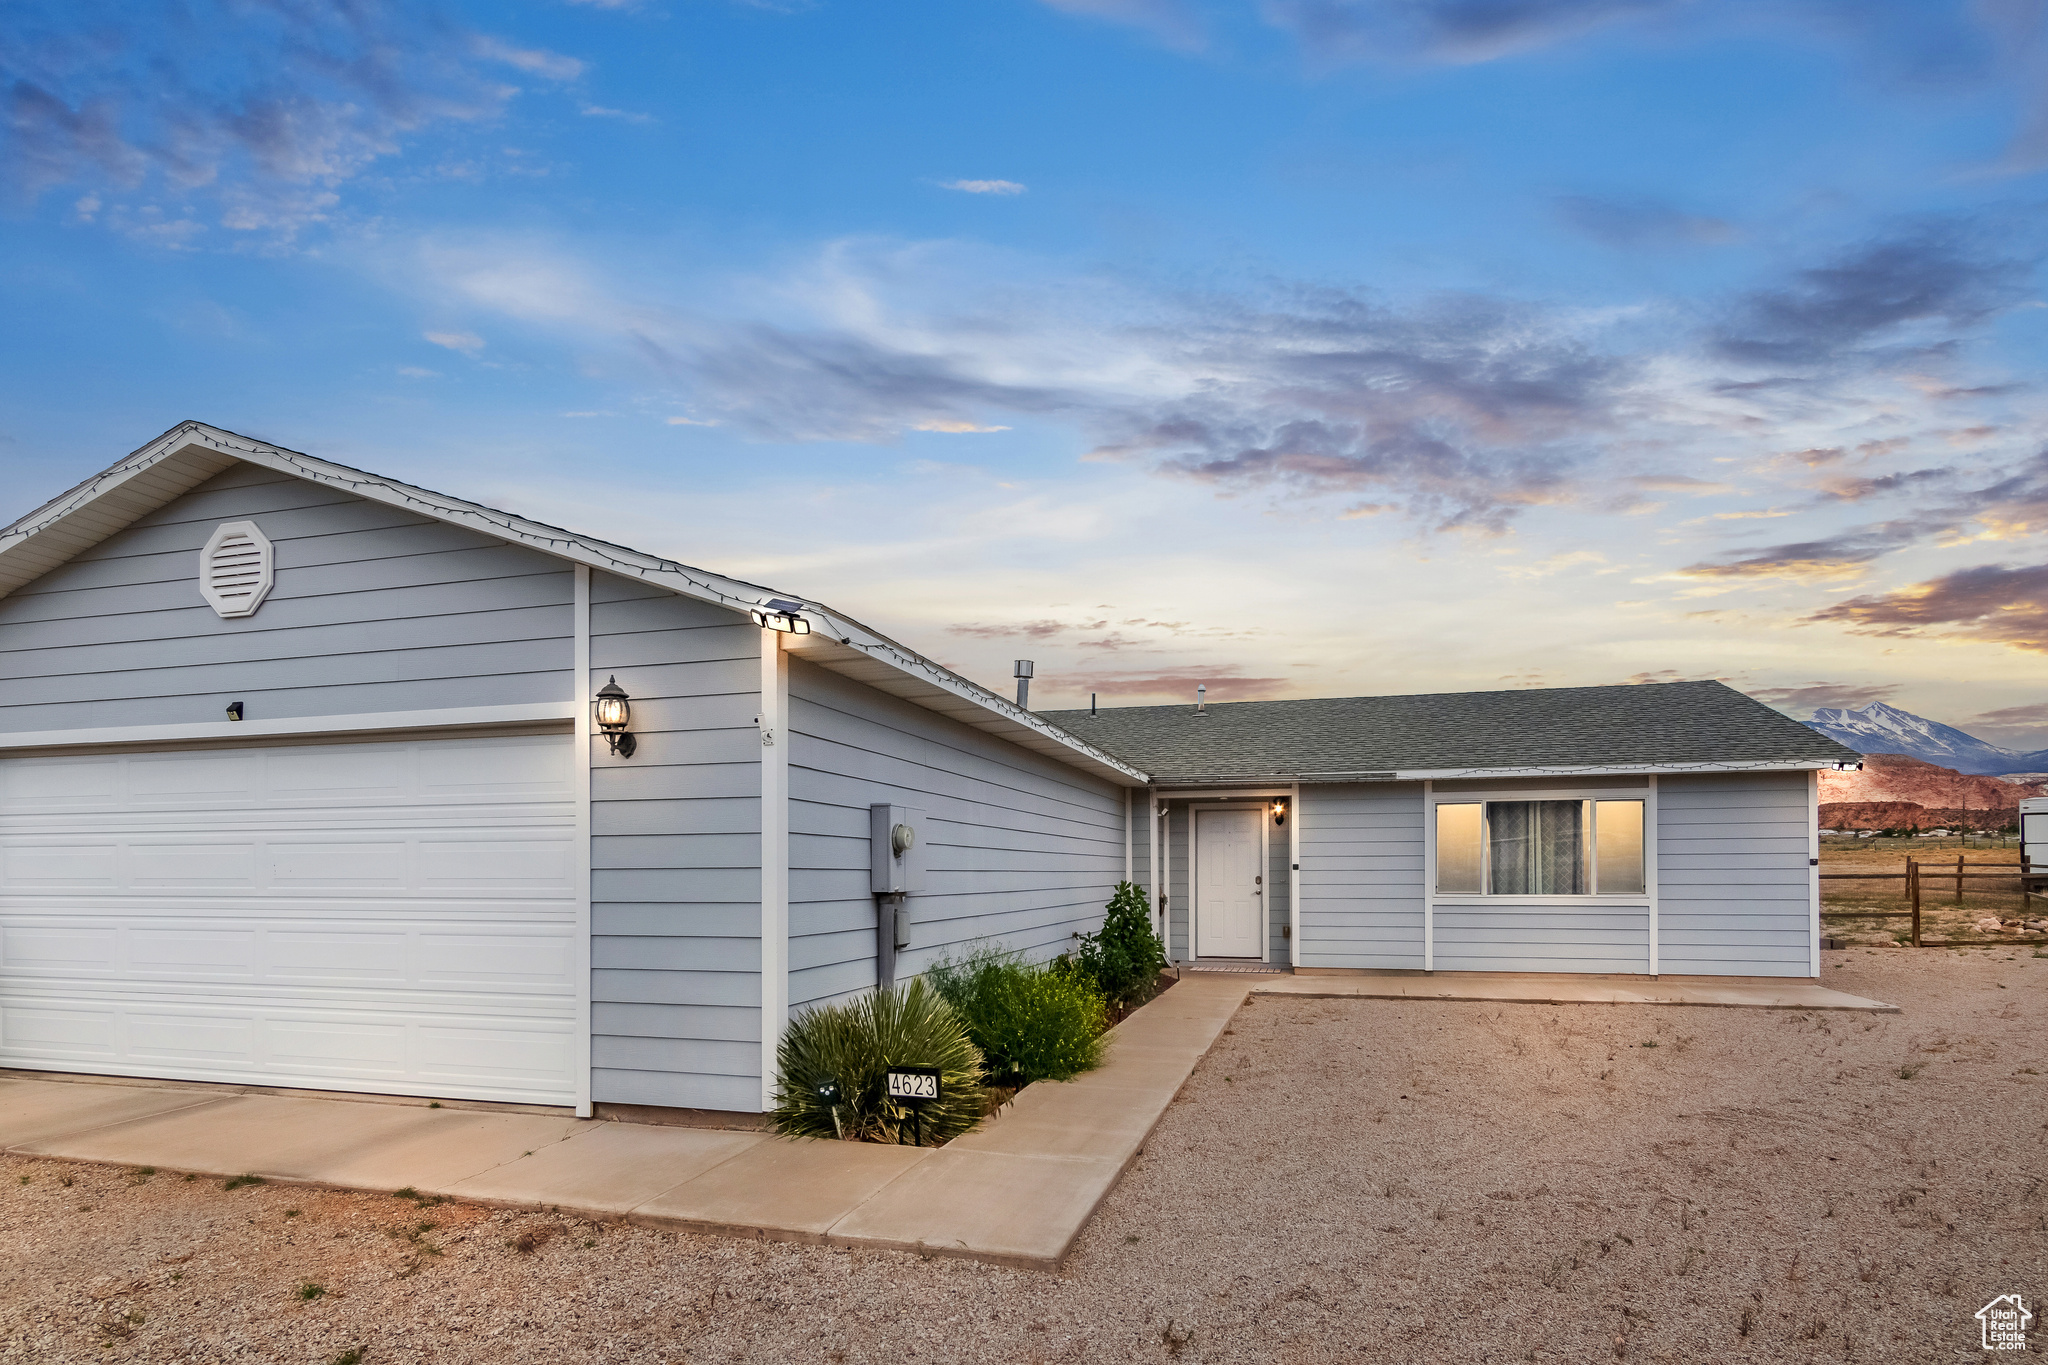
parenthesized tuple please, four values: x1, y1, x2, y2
(1820, 855, 2047, 949)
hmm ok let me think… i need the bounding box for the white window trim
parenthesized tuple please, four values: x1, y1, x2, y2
(199, 519, 275, 618)
(1426, 787, 1653, 906)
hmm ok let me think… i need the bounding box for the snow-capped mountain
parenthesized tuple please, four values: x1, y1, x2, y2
(1806, 702, 2048, 775)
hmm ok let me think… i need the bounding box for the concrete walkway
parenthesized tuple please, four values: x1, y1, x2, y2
(1263, 969, 1898, 1011)
(0, 970, 1894, 1270)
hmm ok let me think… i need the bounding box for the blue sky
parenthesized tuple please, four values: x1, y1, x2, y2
(4, 0, 2048, 743)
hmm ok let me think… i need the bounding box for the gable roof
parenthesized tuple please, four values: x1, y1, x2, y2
(1041, 679, 1862, 783)
(0, 420, 1148, 786)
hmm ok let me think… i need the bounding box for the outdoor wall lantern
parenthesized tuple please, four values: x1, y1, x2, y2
(225, 700, 245, 722)
(594, 676, 636, 758)
(1272, 797, 1288, 827)
(751, 597, 812, 634)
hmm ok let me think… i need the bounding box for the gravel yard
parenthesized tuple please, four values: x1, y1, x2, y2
(3, 948, 2042, 1364)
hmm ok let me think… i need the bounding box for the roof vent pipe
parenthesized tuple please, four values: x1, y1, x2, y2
(1014, 659, 1034, 710)
(1090, 692, 1097, 716)
(1196, 683, 1206, 714)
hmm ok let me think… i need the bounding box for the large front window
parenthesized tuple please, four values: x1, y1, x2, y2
(1435, 799, 1645, 896)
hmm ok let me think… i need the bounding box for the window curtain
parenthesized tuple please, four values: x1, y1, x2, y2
(1488, 800, 1586, 894)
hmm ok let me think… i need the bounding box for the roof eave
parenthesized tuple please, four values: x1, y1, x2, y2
(1151, 757, 1861, 786)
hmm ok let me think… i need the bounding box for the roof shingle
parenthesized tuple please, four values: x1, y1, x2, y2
(1040, 679, 1859, 782)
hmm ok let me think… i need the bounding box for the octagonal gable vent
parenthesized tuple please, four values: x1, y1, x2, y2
(199, 521, 275, 618)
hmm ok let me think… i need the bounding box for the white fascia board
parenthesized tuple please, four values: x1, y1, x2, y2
(1163, 759, 1851, 786)
(0, 703, 577, 753)
(1, 421, 1150, 786)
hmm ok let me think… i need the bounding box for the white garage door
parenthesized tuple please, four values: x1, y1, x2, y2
(0, 732, 580, 1105)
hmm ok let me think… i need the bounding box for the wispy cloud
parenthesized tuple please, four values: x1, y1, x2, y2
(581, 105, 655, 124)
(1711, 226, 2035, 368)
(1808, 561, 2048, 654)
(0, 1, 571, 240)
(1746, 680, 1902, 713)
(1261, 0, 1685, 66)
(1555, 195, 1737, 249)
(914, 419, 1011, 432)
(424, 330, 486, 356)
(1037, 0, 1207, 52)
(471, 36, 586, 82)
(939, 179, 1027, 195)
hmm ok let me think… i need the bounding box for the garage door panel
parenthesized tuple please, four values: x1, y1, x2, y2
(269, 841, 408, 887)
(0, 756, 118, 807)
(129, 927, 258, 975)
(422, 736, 574, 798)
(0, 733, 580, 1104)
(127, 1012, 258, 1064)
(266, 930, 410, 982)
(417, 933, 573, 986)
(130, 842, 260, 887)
(418, 838, 572, 889)
(266, 1017, 408, 1072)
(4, 924, 119, 970)
(2, 1003, 117, 1056)
(129, 750, 263, 801)
(5, 842, 120, 886)
(263, 744, 416, 801)
(418, 1024, 574, 1085)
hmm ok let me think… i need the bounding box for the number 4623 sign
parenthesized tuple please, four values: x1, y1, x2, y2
(884, 1066, 941, 1102)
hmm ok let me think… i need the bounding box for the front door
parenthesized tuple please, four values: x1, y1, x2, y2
(1195, 807, 1265, 959)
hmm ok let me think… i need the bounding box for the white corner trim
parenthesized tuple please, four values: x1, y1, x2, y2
(759, 629, 791, 1114)
(198, 520, 274, 618)
(1288, 781, 1301, 970)
(1422, 779, 1435, 973)
(1646, 775, 1661, 978)
(1807, 768, 1821, 979)
(1123, 787, 1132, 884)
(572, 565, 595, 1119)
(0, 702, 580, 753)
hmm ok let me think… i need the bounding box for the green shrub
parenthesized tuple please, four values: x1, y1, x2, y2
(772, 978, 984, 1145)
(1072, 879, 1168, 1007)
(929, 947, 1106, 1087)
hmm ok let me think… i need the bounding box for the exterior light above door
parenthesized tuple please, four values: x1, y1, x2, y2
(594, 676, 636, 758)
(1272, 797, 1288, 826)
(751, 597, 812, 634)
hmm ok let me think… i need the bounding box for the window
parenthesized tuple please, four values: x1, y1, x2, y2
(1435, 798, 1646, 896)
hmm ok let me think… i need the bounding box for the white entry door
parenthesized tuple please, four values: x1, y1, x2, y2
(1196, 807, 1265, 959)
(0, 732, 580, 1105)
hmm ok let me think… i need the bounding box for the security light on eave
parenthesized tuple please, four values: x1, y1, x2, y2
(751, 597, 811, 634)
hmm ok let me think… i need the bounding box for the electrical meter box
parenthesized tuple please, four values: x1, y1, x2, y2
(870, 803, 927, 894)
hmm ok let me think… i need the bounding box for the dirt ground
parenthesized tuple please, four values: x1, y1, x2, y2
(3, 947, 2043, 1364)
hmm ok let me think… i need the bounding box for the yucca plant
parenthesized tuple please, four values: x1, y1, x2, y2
(772, 978, 985, 1145)
(929, 946, 1107, 1087)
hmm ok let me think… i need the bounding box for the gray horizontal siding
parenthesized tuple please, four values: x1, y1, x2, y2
(0, 462, 573, 732)
(787, 657, 1124, 1012)
(1432, 905, 1651, 973)
(1656, 771, 1813, 977)
(1299, 783, 1425, 969)
(586, 572, 764, 1111)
